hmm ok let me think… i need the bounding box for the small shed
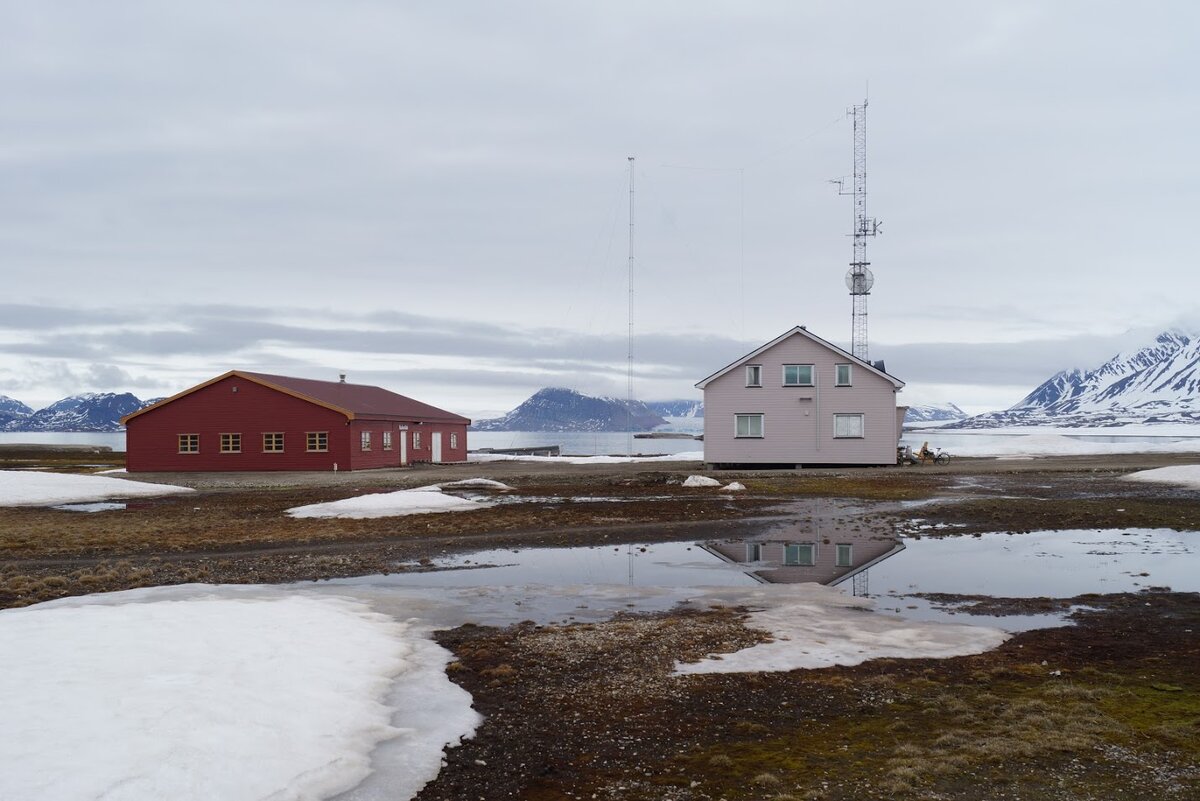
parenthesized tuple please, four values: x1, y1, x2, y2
(696, 326, 905, 468)
(121, 371, 470, 472)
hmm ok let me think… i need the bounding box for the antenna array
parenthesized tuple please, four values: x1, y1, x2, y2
(833, 100, 881, 361)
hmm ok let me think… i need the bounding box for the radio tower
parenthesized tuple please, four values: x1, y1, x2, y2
(834, 99, 881, 361)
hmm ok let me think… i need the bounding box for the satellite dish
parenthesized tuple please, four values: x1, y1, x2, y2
(846, 266, 874, 294)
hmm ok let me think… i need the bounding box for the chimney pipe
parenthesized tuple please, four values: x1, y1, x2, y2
(339, 373, 346, 383)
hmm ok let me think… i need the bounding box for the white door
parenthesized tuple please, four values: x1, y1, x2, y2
(432, 432, 443, 462)
(400, 429, 408, 466)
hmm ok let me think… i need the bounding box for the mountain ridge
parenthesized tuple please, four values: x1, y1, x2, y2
(472, 387, 672, 432)
(948, 330, 1200, 428)
(2, 393, 148, 432)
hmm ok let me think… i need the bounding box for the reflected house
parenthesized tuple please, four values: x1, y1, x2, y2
(703, 528, 904, 591)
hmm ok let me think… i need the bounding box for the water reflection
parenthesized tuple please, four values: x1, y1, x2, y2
(702, 527, 904, 591)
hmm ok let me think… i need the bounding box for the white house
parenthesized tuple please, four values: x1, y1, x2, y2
(696, 326, 906, 468)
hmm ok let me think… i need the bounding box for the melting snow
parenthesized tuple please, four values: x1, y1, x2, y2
(675, 585, 1009, 674)
(682, 475, 721, 487)
(0, 591, 479, 801)
(0, 469, 192, 507)
(287, 488, 486, 519)
(1125, 464, 1200, 490)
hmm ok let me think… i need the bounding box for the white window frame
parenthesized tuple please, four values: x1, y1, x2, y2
(382, 431, 393, 451)
(734, 413, 764, 438)
(745, 364, 762, 387)
(784, 543, 816, 566)
(360, 431, 372, 451)
(413, 431, 422, 450)
(835, 363, 853, 386)
(220, 432, 241, 453)
(746, 543, 764, 562)
(833, 413, 865, 439)
(450, 433, 458, 449)
(782, 364, 814, 387)
(835, 543, 853, 567)
(306, 431, 329, 452)
(262, 432, 284, 453)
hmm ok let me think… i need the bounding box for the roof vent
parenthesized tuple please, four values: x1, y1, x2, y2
(339, 373, 346, 383)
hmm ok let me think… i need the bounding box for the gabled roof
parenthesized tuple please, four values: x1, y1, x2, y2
(120, 370, 471, 425)
(694, 326, 905, 390)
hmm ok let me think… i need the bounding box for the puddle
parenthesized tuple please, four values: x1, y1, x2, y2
(52, 502, 127, 513)
(330, 527, 1200, 633)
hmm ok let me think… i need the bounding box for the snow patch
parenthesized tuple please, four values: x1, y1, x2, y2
(1125, 464, 1200, 490)
(0, 469, 192, 507)
(720, 481, 747, 492)
(438, 478, 515, 491)
(287, 488, 486, 519)
(0, 592, 479, 801)
(682, 475, 721, 487)
(676, 585, 1008, 674)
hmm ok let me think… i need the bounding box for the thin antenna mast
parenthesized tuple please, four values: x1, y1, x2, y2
(626, 156, 635, 457)
(833, 99, 881, 361)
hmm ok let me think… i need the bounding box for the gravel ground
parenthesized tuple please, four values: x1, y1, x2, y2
(3, 450, 1200, 799)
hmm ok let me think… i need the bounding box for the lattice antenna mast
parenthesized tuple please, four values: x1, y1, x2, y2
(833, 99, 881, 361)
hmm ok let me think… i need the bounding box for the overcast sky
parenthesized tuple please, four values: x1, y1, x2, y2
(2, 2, 1197, 417)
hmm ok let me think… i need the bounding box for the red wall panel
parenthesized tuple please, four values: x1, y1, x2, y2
(126, 376, 351, 472)
(126, 375, 470, 471)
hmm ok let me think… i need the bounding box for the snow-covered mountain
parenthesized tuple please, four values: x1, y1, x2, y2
(950, 331, 1200, 428)
(472, 388, 668, 432)
(4, 393, 146, 432)
(904, 403, 968, 425)
(646, 400, 704, 418)
(0, 394, 34, 428)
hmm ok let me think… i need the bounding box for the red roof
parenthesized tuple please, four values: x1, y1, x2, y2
(121, 371, 471, 425)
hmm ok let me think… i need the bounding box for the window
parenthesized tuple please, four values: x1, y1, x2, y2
(220, 433, 241, 453)
(178, 434, 199, 454)
(836, 544, 853, 567)
(784, 543, 816, 566)
(263, 433, 284, 452)
(835, 364, 852, 386)
(747, 543, 764, 562)
(735, 413, 764, 438)
(782, 364, 814, 386)
(745, 364, 762, 387)
(307, 431, 328, 452)
(450, 433, 458, 449)
(413, 431, 422, 449)
(834, 413, 865, 438)
(360, 431, 372, 451)
(382, 431, 393, 450)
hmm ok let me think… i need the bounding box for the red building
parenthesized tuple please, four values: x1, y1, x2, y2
(121, 371, 470, 472)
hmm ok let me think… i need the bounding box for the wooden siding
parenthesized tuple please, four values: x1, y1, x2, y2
(701, 333, 900, 465)
(125, 375, 351, 472)
(125, 375, 469, 471)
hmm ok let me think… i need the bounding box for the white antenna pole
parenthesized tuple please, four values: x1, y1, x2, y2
(627, 156, 635, 458)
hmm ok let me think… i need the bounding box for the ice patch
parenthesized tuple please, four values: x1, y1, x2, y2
(0, 592, 479, 801)
(0, 469, 192, 507)
(675, 585, 1008, 674)
(287, 488, 486, 519)
(1124, 464, 1200, 489)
